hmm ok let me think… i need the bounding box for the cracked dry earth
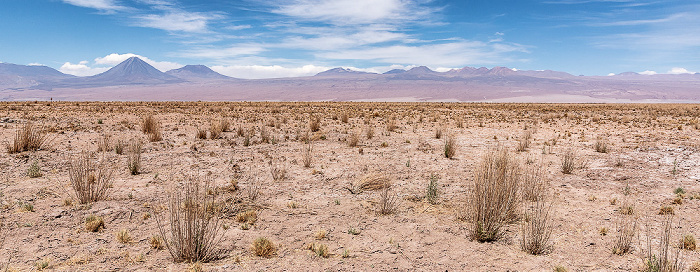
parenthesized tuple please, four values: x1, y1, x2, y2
(0, 102, 698, 271)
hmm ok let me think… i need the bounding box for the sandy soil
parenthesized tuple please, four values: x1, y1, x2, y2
(0, 102, 698, 271)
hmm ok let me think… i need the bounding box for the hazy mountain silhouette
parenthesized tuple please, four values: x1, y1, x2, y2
(0, 63, 73, 88)
(166, 65, 231, 80)
(315, 67, 375, 76)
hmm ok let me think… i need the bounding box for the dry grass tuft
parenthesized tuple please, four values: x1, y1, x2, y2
(236, 210, 258, 225)
(85, 214, 104, 232)
(116, 229, 131, 244)
(348, 131, 360, 147)
(358, 173, 391, 191)
(309, 116, 321, 132)
(302, 144, 313, 168)
(680, 234, 696, 250)
(252, 237, 276, 258)
(520, 199, 554, 255)
(307, 243, 329, 258)
(127, 140, 142, 175)
(561, 149, 575, 174)
(142, 115, 162, 142)
(594, 136, 609, 153)
(150, 235, 164, 249)
(7, 122, 48, 153)
(612, 214, 638, 255)
(69, 152, 113, 204)
(468, 148, 521, 242)
(155, 176, 223, 263)
(444, 134, 456, 159)
(377, 186, 400, 215)
(522, 162, 547, 202)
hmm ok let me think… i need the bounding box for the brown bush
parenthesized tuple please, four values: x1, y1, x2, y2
(252, 237, 276, 258)
(612, 214, 638, 255)
(377, 186, 400, 215)
(561, 149, 575, 174)
(468, 148, 521, 242)
(520, 200, 554, 255)
(69, 152, 113, 204)
(444, 134, 456, 159)
(7, 122, 48, 153)
(155, 176, 223, 263)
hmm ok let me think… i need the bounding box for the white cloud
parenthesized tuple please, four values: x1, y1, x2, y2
(272, 0, 437, 25)
(94, 53, 182, 71)
(59, 61, 110, 76)
(211, 64, 331, 79)
(607, 73, 615, 76)
(667, 67, 694, 74)
(27, 63, 45, 66)
(134, 11, 222, 33)
(62, 0, 126, 11)
(639, 70, 657, 75)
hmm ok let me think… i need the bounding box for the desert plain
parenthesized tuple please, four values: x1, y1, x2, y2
(0, 101, 698, 271)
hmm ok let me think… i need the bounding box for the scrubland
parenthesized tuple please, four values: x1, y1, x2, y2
(0, 101, 698, 271)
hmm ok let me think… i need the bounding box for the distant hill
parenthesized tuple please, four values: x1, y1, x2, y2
(166, 65, 231, 80)
(39, 57, 183, 89)
(315, 67, 375, 76)
(0, 63, 73, 89)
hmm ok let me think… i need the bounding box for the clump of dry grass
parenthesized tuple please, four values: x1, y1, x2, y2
(467, 148, 521, 242)
(366, 126, 374, 139)
(270, 159, 287, 181)
(680, 234, 696, 250)
(302, 144, 313, 168)
(116, 229, 131, 244)
(611, 214, 638, 255)
(561, 149, 575, 174)
(520, 199, 554, 255)
(7, 122, 48, 153)
(309, 116, 321, 132)
(155, 176, 223, 263)
(141, 115, 162, 142)
(97, 133, 111, 152)
(236, 210, 258, 225)
(127, 140, 142, 175)
(348, 131, 360, 147)
(516, 130, 532, 152)
(69, 152, 113, 204)
(252, 237, 276, 258)
(522, 162, 547, 202)
(85, 214, 104, 232)
(209, 120, 223, 139)
(377, 186, 400, 215)
(594, 136, 609, 153)
(444, 134, 456, 159)
(306, 243, 329, 258)
(150, 235, 164, 249)
(196, 128, 207, 140)
(425, 174, 439, 204)
(386, 118, 397, 132)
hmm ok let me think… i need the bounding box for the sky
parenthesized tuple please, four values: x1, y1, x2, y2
(0, 0, 698, 78)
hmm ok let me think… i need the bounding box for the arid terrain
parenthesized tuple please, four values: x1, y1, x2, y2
(0, 102, 698, 271)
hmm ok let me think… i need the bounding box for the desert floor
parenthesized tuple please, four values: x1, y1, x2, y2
(0, 102, 698, 271)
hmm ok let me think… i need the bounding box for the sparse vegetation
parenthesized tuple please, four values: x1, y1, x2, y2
(127, 140, 142, 175)
(561, 149, 575, 174)
(520, 199, 553, 255)
(252, 237, 276, 258)
(69, 152, 113, 204)
(85, 215, 105, 232)
(425, 174, 439, 204)
(377, 186, 400, 215)
(7, 122, 48, 153)
(154, 176, 223, 263)
(444, 134, 456, 159)
(468, 148, 521, 242)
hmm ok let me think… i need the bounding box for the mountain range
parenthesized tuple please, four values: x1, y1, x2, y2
(0, 57, 698, 102)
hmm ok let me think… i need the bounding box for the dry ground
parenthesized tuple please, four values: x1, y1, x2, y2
(0, 102, 698, 271)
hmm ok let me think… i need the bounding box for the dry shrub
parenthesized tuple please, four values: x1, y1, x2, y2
(85, 215, 104, 232)
(209, 120, 223, 139)
(340, 112, 349, 123)
(680, 234, 696, 250)
(468, 148, 521, 242)
(307, 243, 329, 258)
(377, 186, 400, 215)
(236, 210, 258, 225)
(522, 162, 547, 202)
(155, 176, 223, 263)
(425, 174, 439, 204)
(561, 149, 575, 174)
(69, 152, 113, 204)
(127, 140, 142, 175)
(7, 122, 48, 153)
(691, 262, 700, 272)
(612, 214, 638, 255)
(113, 139, 124, 155)
(196, 128, 207, 140)
(309, 116, 321, 132)
(219, 119, 230, 132)
(595, 136, 609, 153)
(366, 126, 374, 139)
(358, 173, 391, 191)
(435, 127, 443, 139)
(516, 130, 532, 152)
(659, 206, 674, 215)
(150, 235, 164, 249)
(643, 215, 684, 272)
(348, 131, 360, 147)
(116, 229, 131, 244)
(142, 115, 162, 142)
(302, 144, 313, 168)
(386, 118, 397, 132)
(444, 134, 456, 159)
(252, 237, 276, 258)
(520, 199, 554, 255)
(97, 133, 111, 152)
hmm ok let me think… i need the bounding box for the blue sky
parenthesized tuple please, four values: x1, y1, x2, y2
(0, 0, 698, 78)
